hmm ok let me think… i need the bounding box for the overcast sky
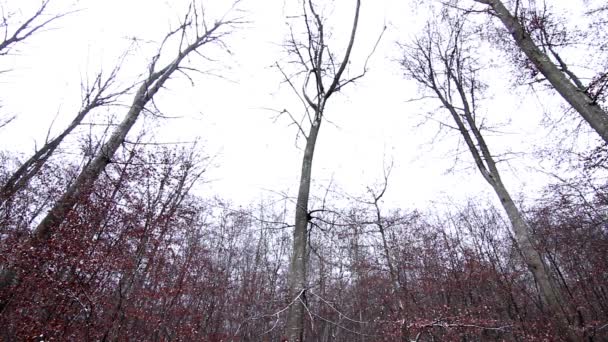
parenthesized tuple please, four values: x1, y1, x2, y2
(0, 0, 598, 210)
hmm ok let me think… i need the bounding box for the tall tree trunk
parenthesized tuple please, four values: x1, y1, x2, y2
(33, 80, 155, 241)
(0, 12, 234, 296)
(286, 118, 321, 342)
(475, 0, 608, 143)
(0, 78, 157, 302)
(281, 1, 361, 339)
(439, 77, 570, 329)
(441, 76, 574, 339)
(400, 17, 574, 336)
(490, 171, 565, 315)
(33, 16, 227, 241)
(0, 70, 123, 201)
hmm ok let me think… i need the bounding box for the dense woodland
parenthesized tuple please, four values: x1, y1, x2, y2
(0, 0, 607, 341)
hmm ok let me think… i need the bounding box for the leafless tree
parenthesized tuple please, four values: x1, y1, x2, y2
(101, 144, 206, 340)
(470, 0, 608, 144)
(33, 1, 240, 241)
(0, 1, 72, 135)
(0, 58, 130, 202)
(362, 163, 412, 341)
(0, 0, 241, 293)
(399, 14, 574, 338)
(0, 0, 72, 55)
(274, 0, 370, 340)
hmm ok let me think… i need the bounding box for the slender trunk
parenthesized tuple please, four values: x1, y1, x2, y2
(0, 23, 212, 294)
(432, 52, 572, 326)
(33, 16, 226, 241)
(373, 203, 409, 341)
(457, 103, 573, 337)
(1, 108, 87, 201)
(286, 118, 321, 342)
(476, 0, 608, 143)
(33, 87, 147, 241)
(491, 180, 564, 313)
(428, 46, 573, 335)
(282, 1, 360, 337)
(456, 98, 571, 335)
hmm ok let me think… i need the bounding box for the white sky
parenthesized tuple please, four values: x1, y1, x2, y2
(0, 0, 601, 210)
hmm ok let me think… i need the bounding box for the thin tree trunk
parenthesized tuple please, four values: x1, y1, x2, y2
(1, 113, 83, 201)
(437, 78, 570, 328)
(0, 14, 233, 297)
(0, 71, 123, 202)
(370, 186, 409, 341)
(439, 80, 574, 339)
(491, 179, 564, 315)
(33, 82, 150, 240)
(286, 119, 321, 342)
(400, 18, 574, 335)
(437, 33, 571, 325)
(475, 0, 608, 143)
(282, 1, 361, 339)
(33, 17, 227, 241)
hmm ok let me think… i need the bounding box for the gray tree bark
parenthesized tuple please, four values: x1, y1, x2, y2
(440, 59, 574, 341)
(400, 17, 573, 338)
(0, 6, 236, 297)
(286, 116, 321, 342)
(33, 17, 229, 241)
(441, 45, 569, 332)
(474, 0, 608, 143)
(282, 1, 361, 340)
(1, 68, 125, 202)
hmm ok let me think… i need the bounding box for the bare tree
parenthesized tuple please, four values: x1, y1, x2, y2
(0, 0, 71, 55)
(0, 1, 72, 133)
(275, 0, 368, 340)
(399, 15, 574, 337)
(0, 59, 130, 202)
(363, 164, 411, 341)
(0, 0, 240, 292)
(33, 1, 239, 241)
(471, 0, 608, 143)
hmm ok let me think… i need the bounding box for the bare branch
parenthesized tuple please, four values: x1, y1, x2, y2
(0, 0, 76, 55)
(325, 0, 360, 98)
